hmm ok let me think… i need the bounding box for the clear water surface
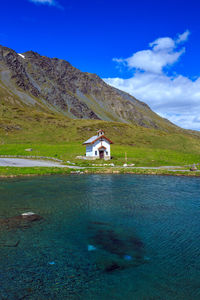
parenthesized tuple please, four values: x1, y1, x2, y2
(0, 174, 200, 299)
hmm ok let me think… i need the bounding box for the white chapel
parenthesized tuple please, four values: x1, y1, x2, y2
(83, 129, 113, 160)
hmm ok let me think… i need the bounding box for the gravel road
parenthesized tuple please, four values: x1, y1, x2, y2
(0, 158, 69, 168)
(0, 158, 195, 172)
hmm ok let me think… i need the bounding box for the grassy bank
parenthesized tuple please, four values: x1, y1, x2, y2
(84, 167, 200, 176)
(0, 167, 72, 177)
(0, 166, 199, 178)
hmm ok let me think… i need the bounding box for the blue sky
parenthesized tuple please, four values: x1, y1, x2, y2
(1, 0, 200, 130)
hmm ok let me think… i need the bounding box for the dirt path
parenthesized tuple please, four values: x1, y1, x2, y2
(0, 158, 73, 168)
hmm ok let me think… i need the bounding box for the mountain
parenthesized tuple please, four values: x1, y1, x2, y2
(1, 45, 200, 167)
(0, 45, 177, 131)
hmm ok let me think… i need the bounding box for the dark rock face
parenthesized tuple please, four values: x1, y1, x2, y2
(0, 45, 178, 129)
(0, 46, 99, 120)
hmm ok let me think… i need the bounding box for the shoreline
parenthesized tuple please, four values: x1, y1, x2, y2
(0, 166, 199, 178)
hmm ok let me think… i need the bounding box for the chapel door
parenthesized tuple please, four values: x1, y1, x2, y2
(99, 151, 104, 159)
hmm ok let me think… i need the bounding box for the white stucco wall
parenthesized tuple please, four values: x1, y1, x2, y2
(86, 145, 93, 156)
(86, 138, 111, 158)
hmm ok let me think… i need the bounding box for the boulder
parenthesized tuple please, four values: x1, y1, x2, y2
(21, 212, 42, 222)
(190, 164, 198, 171)
(0, 212, 43, 230)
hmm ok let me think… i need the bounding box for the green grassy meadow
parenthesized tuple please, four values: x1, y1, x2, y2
(0, 143, 200, 167)
(0, 99, 200, 175)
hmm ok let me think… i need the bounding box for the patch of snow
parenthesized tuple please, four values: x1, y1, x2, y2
(18, 53, 25, 59)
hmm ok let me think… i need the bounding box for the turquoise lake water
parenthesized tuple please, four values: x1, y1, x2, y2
(0, 174, 200, 299)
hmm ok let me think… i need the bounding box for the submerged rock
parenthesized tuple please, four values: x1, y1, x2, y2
(91, 228, 144, 257)
(88, 222, 146, 272)
(105, 263, 122, 272)
(21, 212, 42, 222)
(0, 240, 20, 247)
(0, 212, 43, 231)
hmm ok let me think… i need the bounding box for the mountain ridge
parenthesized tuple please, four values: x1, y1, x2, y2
(0, 45, 178, 131)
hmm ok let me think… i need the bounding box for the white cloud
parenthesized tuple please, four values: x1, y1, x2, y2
(124, 48, 184, 74)
(176, 30, 190, 43)
(104, 30, 200, 131)
(113, 32, 187, 74)
(30, 0, 54, 5)
(149, 37, 175, 51)
(29, 0, 62, 8)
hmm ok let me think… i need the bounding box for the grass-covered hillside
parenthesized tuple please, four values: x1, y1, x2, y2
(1, 85, 200, 167)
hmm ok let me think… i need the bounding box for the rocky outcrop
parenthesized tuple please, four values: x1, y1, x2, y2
(0, 45, 177, 130)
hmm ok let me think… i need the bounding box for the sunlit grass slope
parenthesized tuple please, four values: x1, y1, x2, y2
(0, 88, 200, 167)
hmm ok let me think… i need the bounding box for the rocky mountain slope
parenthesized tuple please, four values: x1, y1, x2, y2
(0, 45, 179, 131)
